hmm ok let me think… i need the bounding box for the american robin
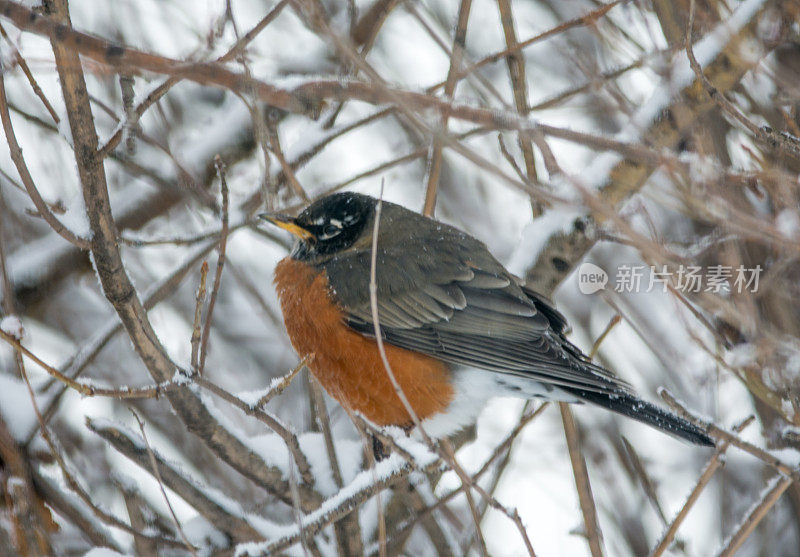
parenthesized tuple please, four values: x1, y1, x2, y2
(261, 192, 713, 446)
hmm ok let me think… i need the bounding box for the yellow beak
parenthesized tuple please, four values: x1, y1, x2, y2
(259, 213, 315, 241)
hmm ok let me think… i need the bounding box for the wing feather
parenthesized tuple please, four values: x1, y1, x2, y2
(320, 204, 632, 396)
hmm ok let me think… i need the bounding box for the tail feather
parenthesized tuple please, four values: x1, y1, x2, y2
(563, 388, 714, 447)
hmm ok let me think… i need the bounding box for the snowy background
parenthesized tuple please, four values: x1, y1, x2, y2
(1, 0, 799, 555)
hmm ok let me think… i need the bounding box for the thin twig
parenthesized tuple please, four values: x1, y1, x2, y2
(287, 441, 314, 557)
(29, 240, 218, 444)
(194, 375, 315, 486)
(497, 133, 529, 184)
(16, 350, 188, 549)
(496, 0, 538, 212)
(266, 122, 311, 203)
(89, 418, 262, 542)
(650, 416, 755, 557)
(0, 329, 182, 399)
(589, 314, 621, 359)
(309, 377, 365, 556)
(255, 356, 308, 407)
(368, 182, 427, 434)
(716, 474, 792, 557)
(309, 378, 344, 489)
(366, 422, 388, 557)
(621, 437, 668, 525)
(438, 439, 491, 557)
(0, 209, 55, 555)
(423, 404, 549, 554)
(422, 0, 472, 216)
(120, 220, 250, 247)
(453, 1, 625, 84)
(560, 403, 604, 557)
(191, 261, 209, 372)
(198, 157, 231, 374)
(369, 182, 535, 556)
(0, 21, 59, 123)
(131, 410, 199, 557)
(661, 389, 800, 485)
(97, 0, 291, 158)
(685, 0, 800, 159)
(366, 186, 480, 544)
(0, 66, 91, 250)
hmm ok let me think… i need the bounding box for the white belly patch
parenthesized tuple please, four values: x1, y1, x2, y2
(417, 368, 579, 438)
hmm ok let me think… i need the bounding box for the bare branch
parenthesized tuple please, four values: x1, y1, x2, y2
(89, 417, 262, 543)
(422, 0, 472, 217)
(560, 403, 604, 557)
(131, 410, 199, 556)
(198, 157, 231, 374)
(0, 67, 91, 250)
(716, 474, 792, 557)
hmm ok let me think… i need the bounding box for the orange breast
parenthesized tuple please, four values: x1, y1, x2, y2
(274, 257, 454, 427)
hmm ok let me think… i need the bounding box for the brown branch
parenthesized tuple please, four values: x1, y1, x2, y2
(309, 377, 364, 557)
(0, 206, 52, 555)
(255, 357, 308, 407)
(191, 261, 210, 373)
(498, 133, 529, 183)
(121, 220, 250, 247)
(0, 328, 182, 399)
(0, 66, 91, 250)
(524, 0, 774, 296)
(422, 0, 472, 217)
(685, 0, 800, 159)
(621, 437, 668, 525)
(29, 240, 218, 444)
(41, 0, 322, 512)
(589, 314, 621, 359)
(32, 469, 122, 551)
(660, 390, 800, 484)
(529, 55, 657, 112)
(118, 482, 163, 556)
(0, 416, 55, 556)
(0, 21, 59, 123)
(560, 403, 604, 557)
(438, 440, 491, 557)
(351, 0, 401, 49)
(88, 417, 262, 543)
(496, 0, 538, 213)
(717, 474, 792, 557)
(454, 1, 624, 84)
(198, 157, 231, 374)
(131, 410, 199, 557)
(0, 0, 307, 112)
(266, 123, 311, 203)
(16, 341, 187, 550)
(95, 0, 286, 159)
(0, 0, 643, 175)
(392, 404, 548, 554)
(309, 379, 343, 489)
(193, 375, 315, 487)
(650, 416, 755, 557)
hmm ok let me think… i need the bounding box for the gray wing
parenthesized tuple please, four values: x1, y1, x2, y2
(322, 215, 630, 395)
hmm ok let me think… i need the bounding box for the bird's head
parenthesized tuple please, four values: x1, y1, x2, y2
(259, 192, 376, 261)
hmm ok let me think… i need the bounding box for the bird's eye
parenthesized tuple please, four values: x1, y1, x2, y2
(323, 223, 340, 237)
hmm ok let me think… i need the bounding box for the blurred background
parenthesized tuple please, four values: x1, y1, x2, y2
(1, 0, 799, 555)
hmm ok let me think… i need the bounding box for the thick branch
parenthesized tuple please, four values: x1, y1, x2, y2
(43, 0, 321, 511)
(88, 418, 263, 543)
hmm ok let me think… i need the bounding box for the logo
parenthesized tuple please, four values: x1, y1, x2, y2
(577, 262, 608, 294)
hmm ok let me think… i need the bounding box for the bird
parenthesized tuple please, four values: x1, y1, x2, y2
(260, 192, 713, 446)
